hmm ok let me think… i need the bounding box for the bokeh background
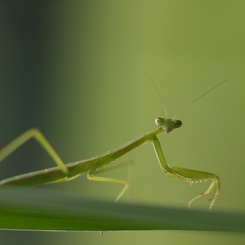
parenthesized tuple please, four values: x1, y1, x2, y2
(0, 1, 245, 244)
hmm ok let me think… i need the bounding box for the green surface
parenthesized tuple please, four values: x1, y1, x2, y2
(0, 189, 244, 232)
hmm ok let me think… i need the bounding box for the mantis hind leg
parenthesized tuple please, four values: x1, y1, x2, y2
(0, 128, 68, 174)
(87, 161, 133, 202)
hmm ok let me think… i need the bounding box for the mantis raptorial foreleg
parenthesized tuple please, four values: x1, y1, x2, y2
(150, 133, 220, 210)
(188, 177, 220, 210)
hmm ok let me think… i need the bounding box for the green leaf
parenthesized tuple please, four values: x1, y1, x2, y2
(0, 188, 244, 232)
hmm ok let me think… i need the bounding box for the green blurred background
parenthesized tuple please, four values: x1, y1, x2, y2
(0, 1, 245, 244)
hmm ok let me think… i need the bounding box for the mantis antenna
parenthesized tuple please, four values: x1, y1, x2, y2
(147, 74, 168, 118)
(148, 75, 228, 119)
(173, 79, 229, 119)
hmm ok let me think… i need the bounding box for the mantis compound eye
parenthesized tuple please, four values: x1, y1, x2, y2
(173, 120, 182, 129)
(155, 117, 166, 127)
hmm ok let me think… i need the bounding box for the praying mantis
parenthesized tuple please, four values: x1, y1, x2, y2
(0, 80, 228, 210)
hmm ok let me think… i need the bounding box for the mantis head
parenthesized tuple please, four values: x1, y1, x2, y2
(155, 118, 182, 134)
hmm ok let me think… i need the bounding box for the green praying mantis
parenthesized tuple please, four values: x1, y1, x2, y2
(0, 80, 228, 210)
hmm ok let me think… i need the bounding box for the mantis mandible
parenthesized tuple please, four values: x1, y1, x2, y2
(0, 80, 228, 210)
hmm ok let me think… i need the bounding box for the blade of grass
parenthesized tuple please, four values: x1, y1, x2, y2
(0, 188, 244, 232)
